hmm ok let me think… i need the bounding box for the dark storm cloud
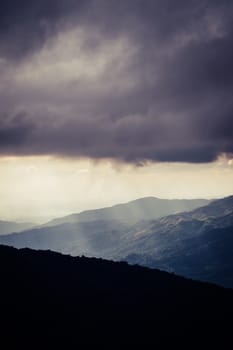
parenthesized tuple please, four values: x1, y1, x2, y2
(0, 0, 89, 59)
(0, 0, 233, 163)
(0, 113, 35, 151)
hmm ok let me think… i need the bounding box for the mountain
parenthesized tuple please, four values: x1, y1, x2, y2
(0, 220, 35, 235)
(45, 197, 210, 226)
(0, 196, 232, 288)
(168, 195, 233, 221)
(117, 196, 233, 287)
(125, 225, 233, 287)
(0, 220, 130, 257)
(1, 245, 233, 345)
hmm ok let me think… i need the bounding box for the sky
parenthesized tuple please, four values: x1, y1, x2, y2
(0, 0, 233, 222)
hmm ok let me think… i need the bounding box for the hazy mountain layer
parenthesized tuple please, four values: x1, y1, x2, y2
(45, 197, 210, 226)
(0, 220, 35, 235)
(0, 220, 130, 257)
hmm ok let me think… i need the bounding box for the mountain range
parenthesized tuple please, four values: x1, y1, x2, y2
(0, 195, 232, 288)
(45, 197, 210, 226)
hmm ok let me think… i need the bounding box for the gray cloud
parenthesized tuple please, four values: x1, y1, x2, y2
(0, 0, 88, 59)
(0, 0, 233, 163)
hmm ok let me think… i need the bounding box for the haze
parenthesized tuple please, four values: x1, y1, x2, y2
(0, 155, 232, 223)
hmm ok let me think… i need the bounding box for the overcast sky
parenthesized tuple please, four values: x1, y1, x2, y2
(0, 1, 232, 221)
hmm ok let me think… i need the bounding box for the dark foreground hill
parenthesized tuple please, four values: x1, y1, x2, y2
(0, 245, 232, 345)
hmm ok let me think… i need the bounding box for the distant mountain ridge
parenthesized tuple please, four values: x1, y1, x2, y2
(0, 220, 35, 235)
(45, 197, 210, 226)
(0, 220, 130, 257)
(171, 195, 233, 220)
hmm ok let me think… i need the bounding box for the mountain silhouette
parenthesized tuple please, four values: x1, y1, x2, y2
(0, 245, 233, 345)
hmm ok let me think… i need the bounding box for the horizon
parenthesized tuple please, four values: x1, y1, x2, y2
(1, 189, 232, 224)
(0, 155, 232, 223)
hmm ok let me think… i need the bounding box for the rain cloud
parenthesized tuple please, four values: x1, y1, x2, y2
(0, 0, 233, 163)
